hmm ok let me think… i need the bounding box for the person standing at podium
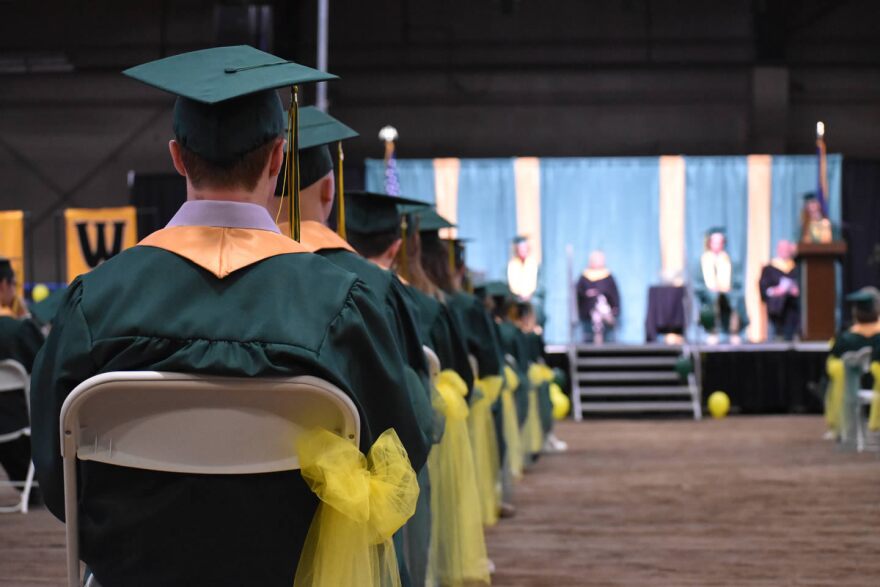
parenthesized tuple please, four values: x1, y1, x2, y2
(760, 240, 800, 341)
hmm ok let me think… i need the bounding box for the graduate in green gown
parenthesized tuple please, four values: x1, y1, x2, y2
(825, 287, 880, 436)
(30, 47, 428, 587)
(0, 259, 44, 493)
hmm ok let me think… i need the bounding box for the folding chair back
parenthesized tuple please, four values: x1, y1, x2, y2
(841, 347, 872, 451)
(423, 346, 441, 380)
(0, 359, 35, 514)
(60, 371, 360, 587)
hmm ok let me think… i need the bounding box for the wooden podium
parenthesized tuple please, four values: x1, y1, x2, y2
(797, 241, 847, 340)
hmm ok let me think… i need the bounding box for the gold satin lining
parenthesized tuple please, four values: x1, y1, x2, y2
(851, 322, 880, 338)
(770, 258, 796, 274)
(298, 220, 356, 254)
(138, 226, 308, 279)
(582, 268, 611, 282)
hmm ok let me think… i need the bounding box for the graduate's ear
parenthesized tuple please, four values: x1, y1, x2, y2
(168, 140, 187, 177)
(385, 238, 403, 260)
(267, 138, 285, 179)
(319, 173, 335, 207)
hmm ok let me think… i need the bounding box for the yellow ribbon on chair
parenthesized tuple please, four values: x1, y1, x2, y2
(469, 375, 503, 527)
(501, 365, 524, 480)
(294, 428, 419, 587)
(427, 369, 491, 586)
(869, 362, 880, 432)
(527, 363, 554, 388)
(522, 387, 544, 457)
(825, 357, 844, 434)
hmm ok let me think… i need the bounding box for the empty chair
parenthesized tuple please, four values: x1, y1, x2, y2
(0, 359, 35, 514)
(840, 347, 872, 451)
(60, 371, 360, 587)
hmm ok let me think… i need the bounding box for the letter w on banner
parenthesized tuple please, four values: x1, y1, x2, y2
(64, 207, 137, 282)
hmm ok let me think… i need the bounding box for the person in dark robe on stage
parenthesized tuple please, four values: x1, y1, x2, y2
(696, 226, 748, 344)
(30, 47, 428, 587)
(759, 239, 800, 341)
(575, 250, 620, 343)
(0, 259, 44, 500)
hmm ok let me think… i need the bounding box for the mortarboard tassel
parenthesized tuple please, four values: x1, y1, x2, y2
(336, 141, 346, 239)
(399, 215, 409, 281)
(282, 86, 302, 241)
(447, 238, 456, 277)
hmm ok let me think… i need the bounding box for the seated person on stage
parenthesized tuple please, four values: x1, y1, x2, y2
(0, 259, 44, 499)
(30, 47, 428, 587)
(575, 250, 619, 343)
(696, 227, 748, 344)
(759, 240, 800, 341)
(825, 287, 880, 438)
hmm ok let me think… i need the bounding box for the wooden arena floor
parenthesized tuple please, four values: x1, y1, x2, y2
(2, 416, 879, 586)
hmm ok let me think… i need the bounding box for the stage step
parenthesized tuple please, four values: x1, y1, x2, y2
(568, 344, 702, 421)
(579, 386, 693, 397)
(577, 356, 680, 369)
(581, 401, 696, 413)
(577, 371, 681, 384)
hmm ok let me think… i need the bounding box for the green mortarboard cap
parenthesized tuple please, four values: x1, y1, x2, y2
(123, 46, 337, 164)
(415, 208, 456, 232)
(297, 107, 358, 190)
(29, 286, 67, 326)
(345, 191, 428, 236)
(482, 281, 512, 298)
(512, 235, 528, 244)
(705, 226, 726, 237)
(0, 258, 12, 281)
(803, 192, 818, 201)
(846, 287, 880, 312)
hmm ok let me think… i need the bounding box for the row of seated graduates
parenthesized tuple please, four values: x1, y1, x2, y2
(13, 46, 563, 587)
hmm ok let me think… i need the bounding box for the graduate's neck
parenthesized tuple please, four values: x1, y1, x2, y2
(188, 189, 271, 209)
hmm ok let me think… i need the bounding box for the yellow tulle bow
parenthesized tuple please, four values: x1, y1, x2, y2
(501, 365, 524, 479)
(294, 428, 419, 587)
(428, 370, 490, 585)
(528, 363, 555, 388)
(549, 382, 571, 420)
(522, 386, 544, 456)
(869, 362, 880, 432)
(825, 357, 844, 432)
(435, 369, 470, 420)
(470, 375, 504, 526)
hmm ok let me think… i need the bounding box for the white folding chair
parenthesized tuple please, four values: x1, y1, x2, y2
(0, 359, 36, 514)
(60, 371, 360, 587)
(468, 354, 479, 382)
(841, 348, 872, 452)
(423, 346, 441, 381)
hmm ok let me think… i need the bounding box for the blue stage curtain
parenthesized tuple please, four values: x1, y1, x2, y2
(364, 158, 436, 203)
(684, 156, 749, 282)
(540, 158, 661, 344)
(456, 159, 518, 283)
(770, 154, 843, 248)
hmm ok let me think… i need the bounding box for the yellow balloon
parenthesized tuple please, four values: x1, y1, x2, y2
(707, 391, 730, 419)
(549, 382, 570, 420)
(31, 283, 50, 303)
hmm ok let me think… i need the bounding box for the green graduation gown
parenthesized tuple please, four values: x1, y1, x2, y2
(0, 315, 43, 434)
(30, 221, 429, 587)
(445, 291, 504, 380)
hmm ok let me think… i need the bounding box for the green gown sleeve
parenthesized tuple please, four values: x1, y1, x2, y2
(30, 279, 96, 520)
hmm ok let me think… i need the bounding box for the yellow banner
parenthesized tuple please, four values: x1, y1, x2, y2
(0, 210, 26, 301)
(65, 206, 137, 282)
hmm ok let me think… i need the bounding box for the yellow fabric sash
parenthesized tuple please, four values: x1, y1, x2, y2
(549, 382, 571, 420)
(528, 363, 554, 388)
(869, 362, 880, 432)
(825, 357, 844, 432)
(501, 365, 524, 480)
(297, 220, 357, 254)
(294, 428, 418, 587)
(469, 375, 503, 527)
(427, 369, 490, 585)
(769, 257, 795, 274)
(582, 268, 611, 282)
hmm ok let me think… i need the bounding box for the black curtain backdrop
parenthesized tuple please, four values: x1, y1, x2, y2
(129, 173, 187, 239)
(841, 158, 880, 323)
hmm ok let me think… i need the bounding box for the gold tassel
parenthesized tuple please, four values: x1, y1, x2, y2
(447, 238, 456, 277)
(336, 141, 346, 239)
(399, 215, 409, 281)
(282, 86, 301, 241)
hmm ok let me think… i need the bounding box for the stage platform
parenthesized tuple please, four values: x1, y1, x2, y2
(546, 342, 829, 416)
